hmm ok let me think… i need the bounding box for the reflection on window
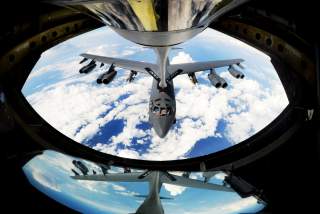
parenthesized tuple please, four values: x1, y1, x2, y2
(23, 150, 266, 214)
(82, 0, 233, 31)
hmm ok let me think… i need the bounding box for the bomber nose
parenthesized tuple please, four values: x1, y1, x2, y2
(155, 126, 170, 138)
(152, 117, 171, 138)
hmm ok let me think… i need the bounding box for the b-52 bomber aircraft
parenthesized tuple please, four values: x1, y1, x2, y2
(78, 47, 245, 138)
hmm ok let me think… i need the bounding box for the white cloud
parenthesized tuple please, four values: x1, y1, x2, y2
(184, 196, 261, 214)
(26, 60, 81, 79)
(170, 52, 194, 64)
(29, 166, 61, 192)
(27, 150, 147, 199)
(71, 193, 133, 214)
(31, 151, 113, 196)
(112, 184, 126, 191)
(163, 184, 187, 196)
(36, 151, 75, 173)
(111, 184, 140, 198)
(190, 172, 204, 180)
(24, 28, 288, 161)
(163, 171, 223, 197)
(163, 171, 187, 196)
(214, 172, 227, 180)
(223, 76, 288, 143)
(77, 180, 110, 195)
(116, 149, 141, 159)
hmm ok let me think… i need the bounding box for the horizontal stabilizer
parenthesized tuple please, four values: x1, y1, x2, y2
(134, 194, 173, 200)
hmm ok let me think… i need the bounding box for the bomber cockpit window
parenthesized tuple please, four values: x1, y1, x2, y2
(152, 106, 160, 114)
(151, 104, 172, 117)
(159, 107, 171, 116)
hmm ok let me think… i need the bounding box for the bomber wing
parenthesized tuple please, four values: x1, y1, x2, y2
(81, 53, 158, 74)
(168, 59, 244, 76)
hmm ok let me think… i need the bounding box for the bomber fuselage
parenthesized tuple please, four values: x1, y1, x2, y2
(148, 79, 176, 138)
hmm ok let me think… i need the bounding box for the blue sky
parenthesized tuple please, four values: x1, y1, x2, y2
(23, 150, 265, 214)
(22, 26, 288, 161)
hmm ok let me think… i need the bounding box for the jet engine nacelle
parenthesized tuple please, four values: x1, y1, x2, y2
(208, 70, 228, 88)
(72, 160, 89, 175)
(237, 63, 245, 69)
(127, 70, 138, 82)
(79, 58, 88, 64)
(79, 60, 96, 74)
(182, 172, 191, 178)
(97, 64, 117, 84)
(228, 65, 245, 79)
(188, 72, 198, 84)
(224, 174, 257, 198)
(98, 164, 110, 175)
(97, 71, 117, 84)
(124, 167, 131, 173)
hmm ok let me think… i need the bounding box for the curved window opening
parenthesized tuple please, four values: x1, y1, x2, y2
(21, 26, 289, 161)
